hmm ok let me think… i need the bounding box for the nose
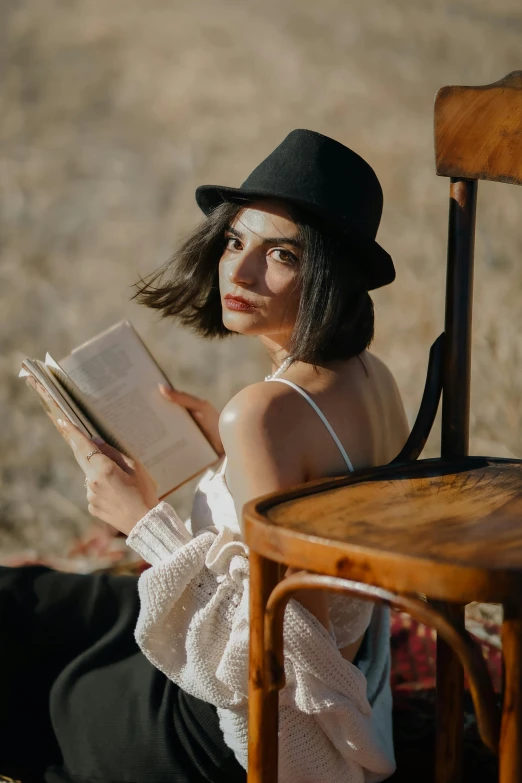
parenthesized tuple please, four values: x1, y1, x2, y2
(225, 246, 258, 286)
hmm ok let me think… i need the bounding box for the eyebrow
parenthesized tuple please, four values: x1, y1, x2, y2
(225, 225, 303, 250)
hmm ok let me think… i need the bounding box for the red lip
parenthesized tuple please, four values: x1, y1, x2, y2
(224, 294, 258, 309)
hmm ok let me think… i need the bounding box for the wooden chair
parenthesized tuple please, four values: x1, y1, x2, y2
(244, 71, 522, 783)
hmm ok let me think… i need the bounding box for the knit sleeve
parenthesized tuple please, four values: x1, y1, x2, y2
(126, 501, 193, 565)
(126, 502, 251, 710)
(126, 502, 395, 781)
(327, 592, 375, 649)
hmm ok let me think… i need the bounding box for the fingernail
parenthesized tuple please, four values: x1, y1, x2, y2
(159, 383, 173, 393)
(57, 418, 67, 429)
(92, 436, 105, 446)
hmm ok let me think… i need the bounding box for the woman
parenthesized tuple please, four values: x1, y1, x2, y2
(1, 129, 409, 782)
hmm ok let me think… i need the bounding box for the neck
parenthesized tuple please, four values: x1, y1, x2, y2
(258, 334, 293, 376)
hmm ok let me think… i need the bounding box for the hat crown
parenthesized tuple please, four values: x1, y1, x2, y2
(195, 128, 395, 290)
(240, 129, 383, 239)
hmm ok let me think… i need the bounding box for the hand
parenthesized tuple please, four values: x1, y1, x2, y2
(57, 419, 160, 536)
(159, 384, 224, 457)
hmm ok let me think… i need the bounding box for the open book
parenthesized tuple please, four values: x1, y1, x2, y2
(19, 321, 219, 498)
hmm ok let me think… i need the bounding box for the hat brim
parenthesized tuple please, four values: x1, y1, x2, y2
(195, 184, 395, 291)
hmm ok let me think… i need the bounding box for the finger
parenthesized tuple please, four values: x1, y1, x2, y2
(57, 419, 116, 476)
(87, 502, 101, 519)
(94, 441, 134, 474)
(159, 383, 201, 404)
(159, 384, 204, 411)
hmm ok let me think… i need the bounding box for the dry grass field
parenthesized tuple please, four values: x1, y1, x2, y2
(1, 0, 522, 557)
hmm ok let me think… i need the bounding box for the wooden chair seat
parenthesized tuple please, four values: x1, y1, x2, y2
(246, 456, 522, 605)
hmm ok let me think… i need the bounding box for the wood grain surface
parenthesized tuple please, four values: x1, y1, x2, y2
(499, 603, 522, 783)
(244, 457, 522, 603)
(435, 71, 522, 184)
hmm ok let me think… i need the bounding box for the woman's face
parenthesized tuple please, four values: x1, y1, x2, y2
(218, 200, 302, 344)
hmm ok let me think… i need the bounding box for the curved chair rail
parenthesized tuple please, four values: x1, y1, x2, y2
(264, 572, 500, 754)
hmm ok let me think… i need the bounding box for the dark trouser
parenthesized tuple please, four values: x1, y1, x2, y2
(0, 565, 246, 783)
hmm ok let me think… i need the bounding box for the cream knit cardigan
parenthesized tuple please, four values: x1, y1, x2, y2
(126, 460, 395, 783)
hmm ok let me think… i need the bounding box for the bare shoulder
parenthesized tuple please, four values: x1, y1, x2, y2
(364, 349, 395, 378)
(219, 380, 303, 442)
(365, 350, 405, 400)
(365, 350, 410, 442)
(218, 382, 307, 526)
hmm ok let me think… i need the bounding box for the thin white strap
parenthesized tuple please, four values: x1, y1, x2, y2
(266, 378, 355, 472)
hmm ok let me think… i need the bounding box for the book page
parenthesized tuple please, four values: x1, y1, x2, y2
(45, 353, 130, 456)
(19, 360, 100, 441)
(58, 321, 218, 497)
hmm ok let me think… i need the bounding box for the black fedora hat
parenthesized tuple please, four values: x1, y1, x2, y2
(195, 129, 395, 290)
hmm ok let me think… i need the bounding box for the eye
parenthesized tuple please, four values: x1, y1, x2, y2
(271, 248, 298, 265)
(224, 235, 242, 251)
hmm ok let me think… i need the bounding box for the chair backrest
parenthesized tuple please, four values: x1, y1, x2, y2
(435, 71, 522, 185)
(433, 72, 522, 460)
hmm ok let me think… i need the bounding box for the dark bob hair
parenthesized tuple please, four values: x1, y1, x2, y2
(133, 199, 374, 366)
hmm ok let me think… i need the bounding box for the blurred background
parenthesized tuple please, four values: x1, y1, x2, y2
(1, 0, 522, 558)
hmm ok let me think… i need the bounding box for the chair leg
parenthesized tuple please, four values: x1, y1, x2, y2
(248, 552, 280, 783)
(499, 603, 522, 783)
(435, 604, 464, 783)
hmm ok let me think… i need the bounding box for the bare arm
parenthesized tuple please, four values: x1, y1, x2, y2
(219, 383, 331, 631)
